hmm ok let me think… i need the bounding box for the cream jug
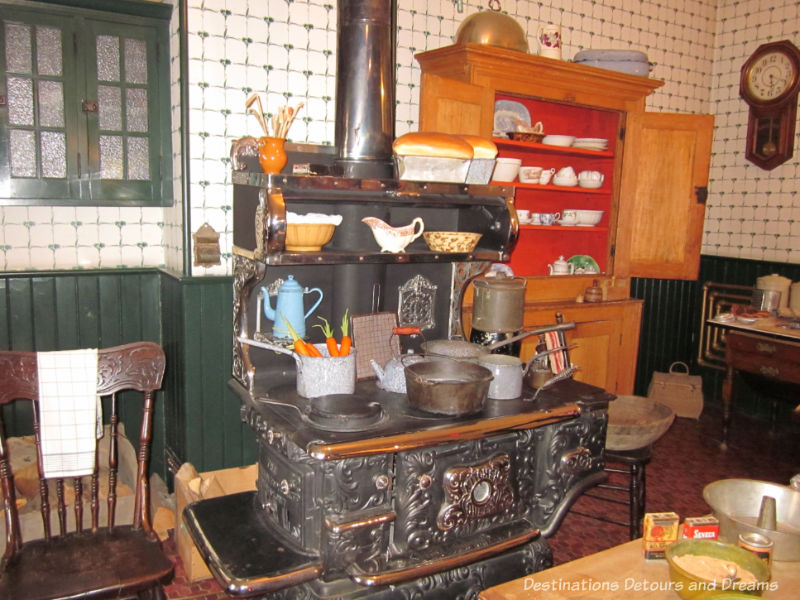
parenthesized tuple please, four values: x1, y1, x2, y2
(262, 275, 324, 339)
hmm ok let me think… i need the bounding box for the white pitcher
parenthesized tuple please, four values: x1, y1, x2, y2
(538, 24, 562, 60)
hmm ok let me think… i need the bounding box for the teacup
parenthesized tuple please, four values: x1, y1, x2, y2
(519, 166, 543, 184)
(539, 168, 556, 185)
(516, 209, 531, 223)
(560, 209, 579, 225)
(534, 212, 561, 226)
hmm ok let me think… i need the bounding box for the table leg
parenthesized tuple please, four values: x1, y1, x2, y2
(721, 364, 734, 450)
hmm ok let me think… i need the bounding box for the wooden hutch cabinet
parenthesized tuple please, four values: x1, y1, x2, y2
(416, 43, 714, 394)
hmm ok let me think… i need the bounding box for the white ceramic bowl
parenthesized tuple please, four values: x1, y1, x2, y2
(518, 165, 543, 183)
(575, 209, 604, 226)
(542, 134, 576, 147)
(492, 157, 522, 182)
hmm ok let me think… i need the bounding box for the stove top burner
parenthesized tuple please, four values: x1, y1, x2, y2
(304, 393, 385, 431)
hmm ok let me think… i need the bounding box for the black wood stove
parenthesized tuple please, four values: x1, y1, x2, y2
(182, 171, 610, 599)
(182, 2, 610, 597)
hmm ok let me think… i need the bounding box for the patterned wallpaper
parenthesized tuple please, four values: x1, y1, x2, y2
(0, 0, 797, 274)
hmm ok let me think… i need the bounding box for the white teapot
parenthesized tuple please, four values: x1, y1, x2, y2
(547, 255, 574, 276)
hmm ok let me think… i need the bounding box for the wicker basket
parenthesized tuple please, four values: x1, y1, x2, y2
(509, 131, 545, 143)
(646, 361, 703, 419)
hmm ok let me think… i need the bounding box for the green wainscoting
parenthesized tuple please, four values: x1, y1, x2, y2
(160, 271, 256, 476)
(0, 269, 255, 485)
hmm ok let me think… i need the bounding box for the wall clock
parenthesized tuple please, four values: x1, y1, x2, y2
(739, 40, 800, 170)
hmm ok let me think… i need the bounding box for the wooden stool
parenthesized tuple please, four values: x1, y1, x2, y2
(572, 445, 652, 539)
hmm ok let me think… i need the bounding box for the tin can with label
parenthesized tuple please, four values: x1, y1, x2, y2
(738, 532, 773, 567)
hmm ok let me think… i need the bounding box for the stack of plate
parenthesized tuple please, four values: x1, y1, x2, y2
(573, 137, 608, 150)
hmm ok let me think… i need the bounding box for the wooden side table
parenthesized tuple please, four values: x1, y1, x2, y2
(722, 328, 800, 448)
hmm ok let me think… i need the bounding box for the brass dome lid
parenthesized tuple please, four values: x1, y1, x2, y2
(455, 10, 529, 54)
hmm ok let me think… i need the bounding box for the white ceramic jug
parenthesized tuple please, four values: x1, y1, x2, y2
(537, 24, 562, 59)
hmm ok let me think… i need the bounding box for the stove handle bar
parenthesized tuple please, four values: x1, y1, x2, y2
(346, 525, 540, 587)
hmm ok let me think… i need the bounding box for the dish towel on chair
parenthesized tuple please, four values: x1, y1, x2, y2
(37, 348, 102, 478)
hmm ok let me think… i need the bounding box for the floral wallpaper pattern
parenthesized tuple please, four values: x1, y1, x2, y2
(0, 0, 797, 273)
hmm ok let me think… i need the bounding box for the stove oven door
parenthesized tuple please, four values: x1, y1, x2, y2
(345, 432, 541, 586)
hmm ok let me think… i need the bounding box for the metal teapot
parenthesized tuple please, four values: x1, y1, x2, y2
(262, 275, 324, 339)
(370, 352, 424, 394)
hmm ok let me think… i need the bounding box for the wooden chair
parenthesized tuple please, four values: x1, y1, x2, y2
(0, 342, 174, 600)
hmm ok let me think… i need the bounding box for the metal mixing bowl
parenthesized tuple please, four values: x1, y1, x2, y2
(703, 478, 800, 561)
(455, 11, 529, 53)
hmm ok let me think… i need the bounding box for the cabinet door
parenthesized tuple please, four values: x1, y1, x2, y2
(0, 13, 82, 201)
(615, 113, 714, 280)
(518, 301, 643, 394)
(418, 73, 494, 136)
(0, 4, 172, 206)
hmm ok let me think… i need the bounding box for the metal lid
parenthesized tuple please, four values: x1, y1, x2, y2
(473, 272, 526, 289)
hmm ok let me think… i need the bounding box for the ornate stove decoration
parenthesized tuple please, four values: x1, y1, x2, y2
(398, 274, 437, 330)
(437, 454, 514, 531)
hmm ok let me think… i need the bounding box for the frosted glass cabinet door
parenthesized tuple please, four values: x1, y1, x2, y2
(0, 3, 171, 206)
(84, 20, 167, 204)
(1, 15, 81, 202)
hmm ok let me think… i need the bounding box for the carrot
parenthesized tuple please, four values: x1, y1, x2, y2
(338, 308, 352, 356)
(282, 316, 322, 357)
(314, 316, 340, 357)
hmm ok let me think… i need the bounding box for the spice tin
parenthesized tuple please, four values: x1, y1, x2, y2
(682, 515, 719, 540)
(738, 532, 773, 567)
(643, 512, 680, 559)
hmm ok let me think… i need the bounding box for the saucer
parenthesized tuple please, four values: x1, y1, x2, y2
(557, 220, 579, 226)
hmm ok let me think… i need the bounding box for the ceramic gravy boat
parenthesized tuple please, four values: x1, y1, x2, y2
(362, 217, 424, 253)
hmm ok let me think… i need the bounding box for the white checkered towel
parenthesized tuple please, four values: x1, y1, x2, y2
(37, 348, 102, 478)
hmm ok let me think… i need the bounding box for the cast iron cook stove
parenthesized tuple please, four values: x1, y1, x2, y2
(182, 1, 609, 597)
(181, 172, 611, 600)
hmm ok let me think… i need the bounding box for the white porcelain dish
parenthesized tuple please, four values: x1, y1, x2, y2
(574, 209, 604, 226)
(556, 220, 578, 227)
(552, 176, 578, 187)
(542, 134, 576, 147)
(492, 157, 522, 182)
(578, 179, 603, 189)
(494, 100, 531, 135)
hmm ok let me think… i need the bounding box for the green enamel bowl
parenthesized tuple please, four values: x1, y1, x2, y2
(665, 539, 770, 600)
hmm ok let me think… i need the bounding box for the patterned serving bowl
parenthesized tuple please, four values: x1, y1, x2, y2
(423, 231, 482, 253)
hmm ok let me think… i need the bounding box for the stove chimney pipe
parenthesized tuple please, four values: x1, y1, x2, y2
(334, 0, 396, 179)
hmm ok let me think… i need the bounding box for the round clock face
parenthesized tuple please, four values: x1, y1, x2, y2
(745, 50, 796, 101)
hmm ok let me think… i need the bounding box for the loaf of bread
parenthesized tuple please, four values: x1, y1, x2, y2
(457, 135, 497, 159)
(392, 132, 474, 159)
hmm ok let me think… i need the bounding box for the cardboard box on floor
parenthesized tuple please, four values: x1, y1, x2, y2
(174, 462, 258, 582)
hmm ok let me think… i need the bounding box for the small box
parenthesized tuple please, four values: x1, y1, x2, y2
(643, 511, 680, 559)
(175, 462, 258, 581)
(682, 515, 719, 540)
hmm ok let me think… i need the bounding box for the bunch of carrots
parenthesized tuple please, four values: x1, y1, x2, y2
(282, 309, 351, 357)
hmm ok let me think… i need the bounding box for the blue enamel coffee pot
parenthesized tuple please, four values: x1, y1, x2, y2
(262, 275, 324, 339)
